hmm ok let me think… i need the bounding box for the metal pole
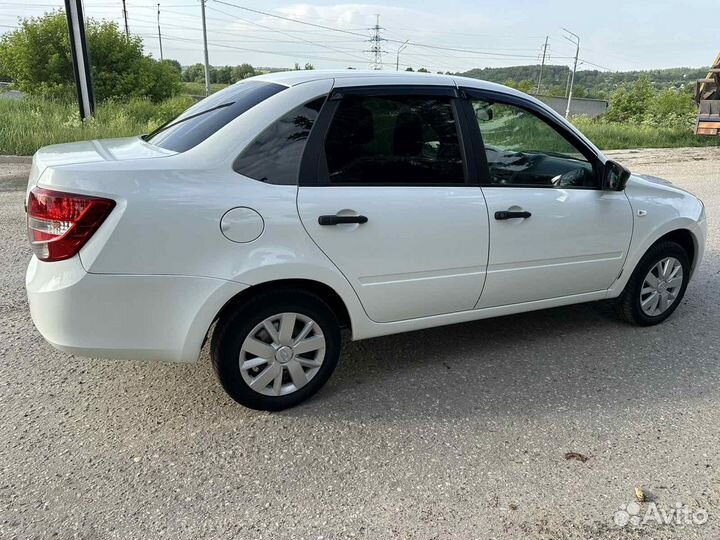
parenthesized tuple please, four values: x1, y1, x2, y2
(121, 0, 129, 39)
(565, 69, 571, 97)
(64, 0, 95, 120)
(200, 0, 211, 96)
(157, 3, 163, 61)
(536, 35, 548, 94)
(396, 40, 408, 71)
(562, 28, 580, 118)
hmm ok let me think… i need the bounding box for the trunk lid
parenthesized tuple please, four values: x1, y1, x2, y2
(27, 136, 176, 195)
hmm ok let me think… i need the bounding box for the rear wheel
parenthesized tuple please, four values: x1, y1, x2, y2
(615, 241, 690, 326)
(211, 290, 341, 410)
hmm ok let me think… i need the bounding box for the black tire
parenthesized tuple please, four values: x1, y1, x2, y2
(211, 289, 341, 411)
(615, 240, 690, 326)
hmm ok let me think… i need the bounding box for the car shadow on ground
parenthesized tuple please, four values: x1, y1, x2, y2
(279, 291, 718, 421)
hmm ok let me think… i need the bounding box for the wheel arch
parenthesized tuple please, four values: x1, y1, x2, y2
(655, 228, 697, 270)
(212, 278, 352, 334)
(609, 222, 704, 298)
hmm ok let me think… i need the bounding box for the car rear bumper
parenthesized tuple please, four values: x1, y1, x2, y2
(26, 256, 247, 363)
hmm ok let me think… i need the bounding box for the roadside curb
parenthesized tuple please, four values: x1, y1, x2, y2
(0, 155, 32, 164)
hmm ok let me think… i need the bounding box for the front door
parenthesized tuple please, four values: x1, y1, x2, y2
(297, 86, 489, 323)
(465, 93, 633, 308)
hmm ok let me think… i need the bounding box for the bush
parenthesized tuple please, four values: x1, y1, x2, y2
(604, 76, 696, 129)
(0, 12, 181, 101)
(0, 94, 194, 155)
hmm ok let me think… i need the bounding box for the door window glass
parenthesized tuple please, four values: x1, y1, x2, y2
(324, 94, 464, 185)
(472, 100, 596, 188)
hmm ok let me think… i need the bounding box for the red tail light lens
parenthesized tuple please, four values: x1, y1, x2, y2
(27, 187, 115, 262)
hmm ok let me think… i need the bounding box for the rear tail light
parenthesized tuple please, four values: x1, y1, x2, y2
(27, 187, 115, 262)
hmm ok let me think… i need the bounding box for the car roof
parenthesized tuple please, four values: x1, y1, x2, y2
(249, 69, 522, 96)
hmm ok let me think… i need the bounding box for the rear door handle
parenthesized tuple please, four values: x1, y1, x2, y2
(318, 214, 368, 226)
(494, 210, 531, 220)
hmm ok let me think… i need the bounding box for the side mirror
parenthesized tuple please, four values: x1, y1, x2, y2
(602, 160, 631, 191)
(475, 105, 493, 122)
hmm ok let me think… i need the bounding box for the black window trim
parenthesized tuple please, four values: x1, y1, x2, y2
(460, 87, 604, 190)
(298, 85, 478, 187)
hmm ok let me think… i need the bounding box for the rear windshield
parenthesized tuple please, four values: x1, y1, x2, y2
(145, 81, 286, 152)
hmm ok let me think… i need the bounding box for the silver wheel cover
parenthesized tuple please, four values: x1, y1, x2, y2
(640, 257, 684, 317)
(239, 312, 326, 397)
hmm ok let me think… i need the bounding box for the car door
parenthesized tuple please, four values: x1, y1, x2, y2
(462, 89, 634, 308)
(296, 84, 490, 323)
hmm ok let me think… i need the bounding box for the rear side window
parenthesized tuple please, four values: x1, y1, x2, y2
(323, 94, 464, 185)
(234, 97, 326, 185)
(146, 81, 285, 153)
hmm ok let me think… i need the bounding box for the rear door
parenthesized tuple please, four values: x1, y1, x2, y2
(297, 85, 490, 323)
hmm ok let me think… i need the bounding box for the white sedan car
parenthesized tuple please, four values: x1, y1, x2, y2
(26, 71, 706, 410)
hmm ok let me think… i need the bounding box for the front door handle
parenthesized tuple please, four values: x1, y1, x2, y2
(318, 214, 369, 226)
(494, 210, 531, 220)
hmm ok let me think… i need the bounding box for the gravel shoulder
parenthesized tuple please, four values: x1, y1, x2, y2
(1, 147, 719, 539)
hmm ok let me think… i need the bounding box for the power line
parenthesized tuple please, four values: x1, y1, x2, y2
(205, 5, 368, 63)
(212, 0, 370, 38)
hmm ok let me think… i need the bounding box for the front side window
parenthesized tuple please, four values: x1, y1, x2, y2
(324, 94, 464, 185)
(234, 97, 326, 185)
(146, 81, 285, 153)
(472, 100, 596, 188)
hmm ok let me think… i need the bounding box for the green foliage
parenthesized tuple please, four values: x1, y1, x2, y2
(232, 63, 255, 81)
(180, 81, 229, 95)
(182, 62, 256, 85)
(417, 67, 429, 73)
(572, 116, 719, 150)
(604, 76, 653, 122)
(604, 77, 696, 128)
(0, 94, 193, 155)
(503, 78, 534, 93)
(461, 64, 707, 99)
(162, 58, 182, 74)
(0, 12, 181, 101)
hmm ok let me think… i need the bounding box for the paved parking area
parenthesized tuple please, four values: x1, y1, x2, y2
(1, 147, 719, 539)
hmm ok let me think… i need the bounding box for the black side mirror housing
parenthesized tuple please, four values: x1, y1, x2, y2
(602, 160, 631, 191)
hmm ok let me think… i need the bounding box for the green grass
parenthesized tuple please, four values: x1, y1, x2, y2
(0, 95, 194, 155)
(181, 81, 230, 96)
(572, 117, 720, 150)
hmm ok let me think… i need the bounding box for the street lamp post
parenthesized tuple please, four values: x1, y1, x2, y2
(396, 40, 408, 71)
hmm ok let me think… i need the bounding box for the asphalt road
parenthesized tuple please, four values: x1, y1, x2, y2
(1, 147, 719, 539)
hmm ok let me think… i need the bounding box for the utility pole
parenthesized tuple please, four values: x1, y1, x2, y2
(157, 3, 164, 61)
(200, 0, 211, 96)
(396, 40, 408, 71)
(64, 0, 95, 120)
(564, 68, 571, 97)
(536, 35, 549, 94)
(121, 0, 129, 39)
(367, 14, 385, 70)
(563, 28, 580, 118)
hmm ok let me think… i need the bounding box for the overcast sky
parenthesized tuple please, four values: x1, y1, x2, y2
(1, 0, 717, 73)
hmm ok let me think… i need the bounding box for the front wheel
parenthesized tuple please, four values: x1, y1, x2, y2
(615, 240, 690, 326)
(211, 290, 341, 411)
